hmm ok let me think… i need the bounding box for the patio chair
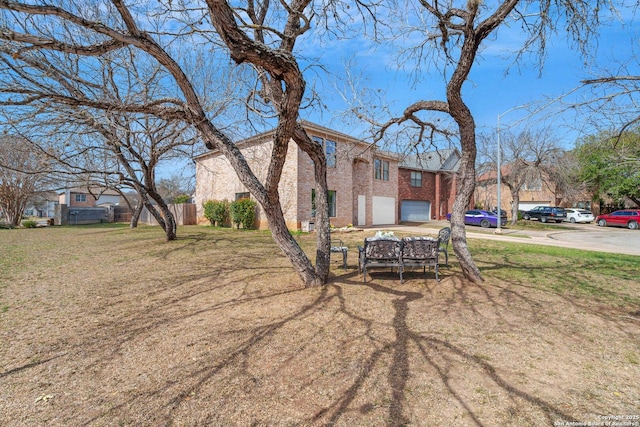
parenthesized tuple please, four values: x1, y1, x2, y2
(358, 237, 403, 282)
(401, 237, 440, 282)
(330, 237, 349, 270)
(437, 227, 451, 267)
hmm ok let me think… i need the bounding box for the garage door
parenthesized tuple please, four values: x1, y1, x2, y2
(372, 196, 396, 225)
(401, 200, 431, 222)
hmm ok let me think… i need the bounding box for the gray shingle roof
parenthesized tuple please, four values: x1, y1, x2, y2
(399, 148, 461, 172)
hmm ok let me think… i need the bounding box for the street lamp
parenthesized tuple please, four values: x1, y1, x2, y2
(495, 104, 527, 235)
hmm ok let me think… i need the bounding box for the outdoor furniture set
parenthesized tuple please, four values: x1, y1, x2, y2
(331, 227, 451, 283)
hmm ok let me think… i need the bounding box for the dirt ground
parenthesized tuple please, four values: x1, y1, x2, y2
(1, 225, 639, 426)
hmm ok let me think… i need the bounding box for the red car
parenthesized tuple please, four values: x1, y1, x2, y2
(595, 209, 640, 230)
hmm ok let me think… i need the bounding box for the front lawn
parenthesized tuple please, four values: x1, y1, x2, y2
(1, 225, 638, 426)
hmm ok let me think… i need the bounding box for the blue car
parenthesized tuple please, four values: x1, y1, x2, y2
(447, 210, 507, 228)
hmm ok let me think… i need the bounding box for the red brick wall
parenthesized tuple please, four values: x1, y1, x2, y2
(398, 169, 461, 220)
(69, 192, 98, 208)
(398, 169, 437, 201)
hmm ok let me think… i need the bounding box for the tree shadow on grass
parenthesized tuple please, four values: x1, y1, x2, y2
(309, 278, 580, 426)
(3, 249, 637, 426)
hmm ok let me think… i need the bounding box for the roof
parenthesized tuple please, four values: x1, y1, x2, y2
(59, 187, 120, 196)
(193, 120, 401, 162)
(399, 148, 461, 172)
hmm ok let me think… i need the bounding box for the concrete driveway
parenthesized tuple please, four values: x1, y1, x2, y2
(379, 221, 640, 257)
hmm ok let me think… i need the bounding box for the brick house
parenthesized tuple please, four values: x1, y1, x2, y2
(194, 122, 400, 230)
(398, 149, 461, 221)
(474, 164, 592, 215)
(58, 187, 121, 208)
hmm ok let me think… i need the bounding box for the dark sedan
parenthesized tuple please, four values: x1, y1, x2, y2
(447, 210, 507, 228)
(595, 210, 640, 230)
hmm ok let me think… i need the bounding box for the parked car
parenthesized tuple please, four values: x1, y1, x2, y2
(595, 210, 640, 230)
(492, 208, 508, 219)
(564, 208, 595, 224)
(522, 206, 567, 223)
(447, 210, 507, 228)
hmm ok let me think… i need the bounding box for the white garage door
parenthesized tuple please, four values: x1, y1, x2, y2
(372, 196, 396, 225)
(401, 200, 431, 222)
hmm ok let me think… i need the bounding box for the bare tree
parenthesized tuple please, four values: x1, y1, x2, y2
(0, 134, 51, 226)
(0, 39, 217, 239)
(348, 0, 612, 283)
(157, 173, 194, 204)
(0, 0, 333, 286)
(478, 128, 566, 225)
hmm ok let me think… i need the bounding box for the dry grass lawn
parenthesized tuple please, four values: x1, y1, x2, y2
(1, 224, 639, 426)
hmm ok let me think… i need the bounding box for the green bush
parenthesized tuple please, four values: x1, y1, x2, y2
(230, 198, 256, 230)
(203, 199, 230, 227)
(22, 220, 38, 228)
(173, 194, 191, 204)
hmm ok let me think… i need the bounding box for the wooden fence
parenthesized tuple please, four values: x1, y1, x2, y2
(114, 204, 197, 226)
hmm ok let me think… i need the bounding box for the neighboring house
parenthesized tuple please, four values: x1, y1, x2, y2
(398, 149, 461, 221)
(475, 164, 575, 213)
(194, 121, 400, 230)
(24, 191, 59, 218)
(58, 187, 122, 207)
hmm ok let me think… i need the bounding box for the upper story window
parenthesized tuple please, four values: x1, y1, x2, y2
(374, 158, 389, 181)
(523, 178, 542, 191)
(311, 136, 337, 168)
(410, 171, 422, 187)
(75, 194, 87, 202)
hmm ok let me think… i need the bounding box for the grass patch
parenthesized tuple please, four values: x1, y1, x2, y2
(1, 224, 639, 426)
(468, 239, 640, 305)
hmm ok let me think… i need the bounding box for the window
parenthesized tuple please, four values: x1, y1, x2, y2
(311, 136, 337, 168)
(311, 189, 336, 218)
(325, 140, 336, 168)
(410, 171, 422, 187)
(75, 194, 87, 202)
(235, 192, 250, 200)
(523, 178, 542, 191)
(374, 158, 389, 181)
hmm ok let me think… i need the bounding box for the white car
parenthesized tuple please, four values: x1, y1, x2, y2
(564, 208, 595, 223)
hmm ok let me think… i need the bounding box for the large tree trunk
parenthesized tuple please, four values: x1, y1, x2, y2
(2, 199, 26, 227)
(446, 13, 485, 284)
(450, 131, 483, 284)
(141, 188, 177, 241)
(510, 187, 520, 225)
(197, 121, 324, 287)
(130, 202, 142, 229)
(293, 125, 330, 282)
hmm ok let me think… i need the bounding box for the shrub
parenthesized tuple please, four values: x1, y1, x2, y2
(173, 194, 191, 204)
(230, 198, 256, 230)
(203, 199, 230, 227)
(22, 220, 38, 228)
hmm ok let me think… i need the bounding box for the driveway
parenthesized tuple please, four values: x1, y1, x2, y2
(544, 223, 640, 256)
(380, 221, 640, 257)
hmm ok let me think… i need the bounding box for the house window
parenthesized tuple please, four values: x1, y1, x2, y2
(75, 194, 87, 202)
(235, 192, 250, 200)
(374, 158, 389, 181)
(523, 178, 542, 191)
(410, 171, 422, 187)
(325, 140, 336, 168)
(311, 189, 337, 218)
(311, 136, 337, 168)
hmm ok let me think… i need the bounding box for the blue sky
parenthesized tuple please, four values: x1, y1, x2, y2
(296, 5, 639, 151)
(158, 4, 639, 179)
